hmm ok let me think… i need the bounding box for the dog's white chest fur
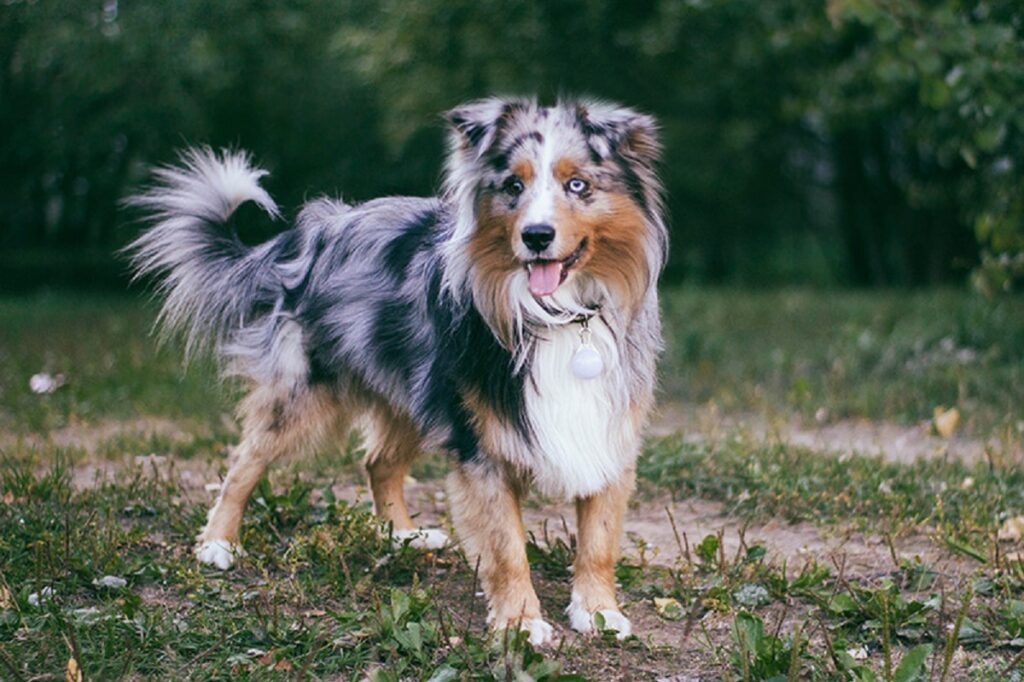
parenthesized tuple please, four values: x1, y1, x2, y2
(520, 320, 639, 498)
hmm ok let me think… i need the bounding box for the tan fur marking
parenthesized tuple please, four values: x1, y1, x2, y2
(460, 387, 516, 462)
(553, 158, 582, 184)
(200, 386, 341, 544)
(364, 407, 424, 531)
(565, 193, 649, 317)
(573, 469, 636, 614)
(511, 159, 534, 184)
(469, 196, 520, 347)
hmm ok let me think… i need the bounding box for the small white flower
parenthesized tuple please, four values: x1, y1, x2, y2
(847, 645, 869, 660)
(28, 586, 55, 606)
(733, 584, 771, 607)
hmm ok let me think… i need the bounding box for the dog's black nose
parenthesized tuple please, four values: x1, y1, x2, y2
(522, 224, 555, 253)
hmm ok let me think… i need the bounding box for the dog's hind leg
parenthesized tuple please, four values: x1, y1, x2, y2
(566, 468, 635, 639)
(196, 385, 338, 569)
(364, 408, 448, 550)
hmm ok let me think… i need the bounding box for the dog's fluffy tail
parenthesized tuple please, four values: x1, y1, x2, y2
(124, 147, 285, 358)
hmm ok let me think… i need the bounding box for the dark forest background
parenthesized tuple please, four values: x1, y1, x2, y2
(2, 0, 1022, 291)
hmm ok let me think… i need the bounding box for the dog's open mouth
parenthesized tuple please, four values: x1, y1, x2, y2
(526, 238, 588, 297)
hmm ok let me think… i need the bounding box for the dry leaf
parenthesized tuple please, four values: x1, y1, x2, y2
(999, 516, 1024, 542)
(654, 597, 685, 620)
(66, 657, 83, 682)
(0, 586, 12, 609)
(1, 491, 13, 505)
(933, 406, 960, 439)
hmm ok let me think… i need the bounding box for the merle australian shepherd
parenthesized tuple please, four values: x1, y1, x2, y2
(126, 97, 666, 645)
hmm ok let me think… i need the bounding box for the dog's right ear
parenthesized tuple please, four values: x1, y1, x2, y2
(444, 98, 528, 161)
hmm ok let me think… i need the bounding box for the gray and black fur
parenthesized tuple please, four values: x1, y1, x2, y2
(128, 157, 530, 461)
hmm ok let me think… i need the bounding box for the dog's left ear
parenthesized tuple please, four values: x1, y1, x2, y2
(575, 101, 661, 168)
(445, 98, 529, 160)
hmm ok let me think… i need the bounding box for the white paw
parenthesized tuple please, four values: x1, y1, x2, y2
(594, 609, 632, 639)
(567, 592, 632, 639)
(196, 539, 245, 570)
(391, 527, 449, 550)
(521, 618, 555, 646)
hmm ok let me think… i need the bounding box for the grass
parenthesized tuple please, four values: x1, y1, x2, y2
(0, 293, 230, 434)
(638, 435, 1024, 549)
(0, 457, 575, 679)
(660, 288, 1024, 436)
(1, 287, 1023, 679)
(3, 288, 1022, 437)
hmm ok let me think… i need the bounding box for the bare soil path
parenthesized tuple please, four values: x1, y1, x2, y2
(49, 405, 984, 583)
(34, 403, 1001, 575)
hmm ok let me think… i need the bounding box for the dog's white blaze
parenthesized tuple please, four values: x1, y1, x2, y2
(520, 126, 559, 230)
(523, 318, 638, 499)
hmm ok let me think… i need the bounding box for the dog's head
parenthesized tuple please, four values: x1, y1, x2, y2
(442, 97, 666, 346)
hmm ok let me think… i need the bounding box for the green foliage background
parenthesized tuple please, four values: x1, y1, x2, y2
(1, 0, 1022, 288)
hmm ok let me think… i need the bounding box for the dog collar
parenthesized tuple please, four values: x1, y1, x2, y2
(570, 305, 601, 326)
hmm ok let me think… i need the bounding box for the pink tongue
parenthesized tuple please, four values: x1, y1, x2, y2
(528, 261, 563, 297)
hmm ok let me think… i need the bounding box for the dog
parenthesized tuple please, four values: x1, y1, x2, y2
(125, 97, 666, 645)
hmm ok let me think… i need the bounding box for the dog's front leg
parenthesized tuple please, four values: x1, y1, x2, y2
(447, 459, 553, 646)
(567, 468, 635, 639)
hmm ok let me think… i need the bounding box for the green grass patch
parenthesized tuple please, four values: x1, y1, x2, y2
(640, 435, 1024, 553)
(661, 288, 1024, 435)
(0, 457, 592, 680)
(2, 288, 1022, 437)
(0, 293, 232, 434)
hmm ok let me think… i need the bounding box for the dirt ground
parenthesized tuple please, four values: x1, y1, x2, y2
(42, 402, 993, 584)
(11, 404, 1012, 679)
(651, 402, 1018, 465)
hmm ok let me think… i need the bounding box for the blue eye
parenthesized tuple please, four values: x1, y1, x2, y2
(504, 176, 525, 196)
(566, 178, 589, 195)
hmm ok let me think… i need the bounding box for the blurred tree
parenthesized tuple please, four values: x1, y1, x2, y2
(1, 0, 1021, 289)
(0, 1, 389, 254)
(823, 0, 1024, 290)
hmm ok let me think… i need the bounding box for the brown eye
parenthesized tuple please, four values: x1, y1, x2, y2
(503, 176, 525, 196)
(566, 178, 589, 195)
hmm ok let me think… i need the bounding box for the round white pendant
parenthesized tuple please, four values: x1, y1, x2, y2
(571, 345, 604, 380)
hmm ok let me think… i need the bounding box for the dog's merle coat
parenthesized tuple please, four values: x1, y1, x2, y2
(128, 98, 664, 482)
(126, 97, 666, 642)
